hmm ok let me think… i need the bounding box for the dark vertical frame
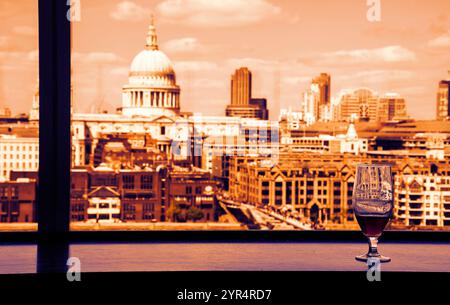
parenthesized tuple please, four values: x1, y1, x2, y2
(38, 0, 71, 234)
(37, 0, 71, 273)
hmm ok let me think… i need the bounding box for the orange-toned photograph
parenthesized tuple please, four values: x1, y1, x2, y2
(0, 0, 450, 296)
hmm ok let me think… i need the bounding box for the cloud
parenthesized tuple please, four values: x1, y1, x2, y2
(0, 36, 10, 48)
(192, 78, 223, 88)
(337, 70, 416, 83)
(110, 1, 150, 22)
(282, 76, 312, 86)
(27, 49, 38, 61)
(157, 0, 281, 27)
(174, 60, 218, 72)
(0, 50, 38, 62)
(109, 66, 130, 76)
(322, 46, 416, 64)
(72, 52, 124, 64)
(428, 31, 450, 48)
(226, 57, 280, 71)
(13, 26, 35, 36)
(163, 37, 200, 53)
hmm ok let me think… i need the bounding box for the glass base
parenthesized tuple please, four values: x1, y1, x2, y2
(355, 253, 391, 263)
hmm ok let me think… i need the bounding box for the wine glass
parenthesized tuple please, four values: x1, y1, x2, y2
(353, 163, 393, 263)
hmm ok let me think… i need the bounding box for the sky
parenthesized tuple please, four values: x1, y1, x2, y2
(0, 0, 449, 119)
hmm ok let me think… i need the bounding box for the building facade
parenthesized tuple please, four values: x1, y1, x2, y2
(0, 178, 36, 223)
(377, 93, 408, 122)
(226, 67, 269, 120)
(312, 73, 331, 106)
(436, 78, 450, 121)
(338, 88, 379, 122)
(395, 174, 450, 227)
(167, 167, 217, 222)
(0, 133, 39, 180)
(228, 153, 450, 228)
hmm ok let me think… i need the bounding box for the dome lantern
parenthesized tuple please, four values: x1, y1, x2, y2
(146, 14, 158, 51)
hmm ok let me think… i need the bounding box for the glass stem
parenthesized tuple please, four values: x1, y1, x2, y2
(368, 237, 380, 257)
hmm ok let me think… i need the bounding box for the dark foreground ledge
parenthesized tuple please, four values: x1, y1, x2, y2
(1, 230, 450, 244)
(0, 271, 448, 300)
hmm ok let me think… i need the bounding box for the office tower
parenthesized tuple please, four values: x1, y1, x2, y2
(436, 73, 450, 121)
(301, 74, 331, 124)
(312, 73, 331, 106)
(249, 98, 269, 120)
(226, 67, 268, 120)
(338, 88, 379, 122)
(230, 67, 252, 106)
(377, 93, 407, 122)
(302, 83, 320, 124)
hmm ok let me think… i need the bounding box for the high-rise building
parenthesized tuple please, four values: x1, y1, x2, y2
(377, 93, 408, 122)
(312, 73, 331, 106)
(302, 83, 320, 124)
(230, 67, 252, 106)
(436, 74, 450, 121)
(300, 74, 331, 124)
(338, 88, 379, 122)
(249, 98, 269, 120)
(226, 67, 268, 120)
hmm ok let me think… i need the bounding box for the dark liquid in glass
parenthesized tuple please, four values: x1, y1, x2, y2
(356, 215, 390, 237)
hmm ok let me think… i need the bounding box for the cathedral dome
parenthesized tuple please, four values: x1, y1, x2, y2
(128, 17, 177, 87)
(121, 16, 181, 117)
(130, 50, 174, 77)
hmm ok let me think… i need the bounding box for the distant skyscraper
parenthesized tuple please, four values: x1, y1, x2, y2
(230, 67, 252, 106)
(338, 88, 379, 122)
(312, 73, 331, 106)
(226, 67, 268, 120)
(436, 73, 450, 121)
(301, 74, 331, 124)
(301, 83, 320, 125)
(377, 93, 407, 122)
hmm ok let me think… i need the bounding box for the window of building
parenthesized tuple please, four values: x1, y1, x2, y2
(123, 175, 135, 189)
(141, 175, 153, 190)
(186, 186, 192, 195)
(196, 186, 202, 194)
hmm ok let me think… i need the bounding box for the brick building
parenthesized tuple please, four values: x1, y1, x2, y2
(167, 166, 218, 222)
(0, 178, 36, 223)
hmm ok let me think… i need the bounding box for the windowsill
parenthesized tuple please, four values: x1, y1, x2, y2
(1, 241, 450, 274)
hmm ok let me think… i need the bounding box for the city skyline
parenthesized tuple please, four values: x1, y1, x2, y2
(0, 0, 449, 119)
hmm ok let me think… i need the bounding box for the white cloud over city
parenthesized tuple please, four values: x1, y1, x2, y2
(111, 1, 150, 22)
(156, 0, 281, 27)
(428, 31, 450, 48)
(72, 52, 124, 64)
(321, 46, 416, 65)
(163, 37, 201, 53)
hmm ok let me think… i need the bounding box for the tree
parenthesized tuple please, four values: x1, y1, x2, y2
(166, 204, 183, 222)
(186, 206, 204, 222)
